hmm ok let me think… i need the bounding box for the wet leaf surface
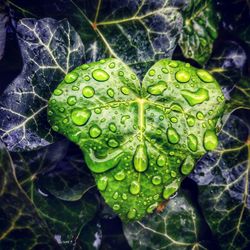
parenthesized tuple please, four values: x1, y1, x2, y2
(0, 18, 85, 151)
(190, 110, 250, 250)
(48, 58, 224, 221)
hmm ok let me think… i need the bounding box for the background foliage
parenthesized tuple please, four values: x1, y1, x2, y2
(0, 0, 249, 249)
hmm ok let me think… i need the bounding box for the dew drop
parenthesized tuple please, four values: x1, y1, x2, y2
(152, 175, 162, 185)
(163, 180, 179, 199)
(121, 86, 130, 95)
(181, 155, 195, 175)
(157, 155, 166, 167)
(187, 134, 198, 152)
(147, 81, 167, 95)
(52, 125, 59, 132)
(170, 170, 177, 177)
(175, 70, 191, 83)
(72, 86, 79, 91)
(121, 115, 130, 124)
(67, 96, 77, 106)
(81, 64, 89, 70)
(167, 127, 180, 144)
(53, 89, 63, 96)
(94, 108, 102, 114)
(161, 68, 169, 74)
(122, 193, 127, 200)
(82, 86, 95, 98)
(48, 110, 53, 116)
(113, 191, 119, 200)
(107, 88, 114, 97)
(170, 117, 178, 123)
(113, 204, 120, 211)
(130, 181, 140, 195)
(187, 116, 195, 127)
(148, 69, 155, 76)
(97, 176, 108, 191)
(181, 88, 209, 106)
(133, 144, 148, 172)
(118, 71, 124, 76)
(197, 69, 214, 82)
(89, 125, 102, 138)
(146, 203, 158, 213)
(109, 62, 115, 68)
(108, 138, 119, 148)
(114, 170, 126, 181)
(92, 69, 110, 81)
(65, 72, 78, 83)
(84, 75, 90, 81)
(71, 108, 91, 126)
(196, 111, 204, 120)
(127, 208, 137, 219)
(170, 103, 183, 112)
(168, 61, 178, 68)
(203, 130, 218, 151)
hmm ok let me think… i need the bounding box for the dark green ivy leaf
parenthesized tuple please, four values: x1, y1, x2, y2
(123, 191, 213, 250)
(190, 111, 250, 250)
(178, 0, 219, 65)
(0, 141, 61, 250)
(0, 18, 85, 151)
(11, 142, 99, 248)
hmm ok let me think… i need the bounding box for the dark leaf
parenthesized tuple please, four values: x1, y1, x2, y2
(179, 0, 219, 65)
(123, 191, 213, 250)
(190, 111, 250, 250)
(0, 18, 85, 151)
(0, 141, 61, 249)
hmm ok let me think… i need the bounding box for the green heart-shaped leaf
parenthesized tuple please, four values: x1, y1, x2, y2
(48, 58, 225, 221)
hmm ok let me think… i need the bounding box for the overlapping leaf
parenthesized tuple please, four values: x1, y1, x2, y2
(10, 0, 183, 77)
(0, 1, 9, 61)
(0, 141, 61, 250)
(178, 0, 219, 65)
(11, 142, 99, 248)
(0, 18, 85, 151)
(124, 191, 213, 250)
(190, 111, 250, 250)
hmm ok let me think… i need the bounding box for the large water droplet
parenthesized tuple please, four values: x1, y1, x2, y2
(147, 81, 167, 95)
(121, 86, 130, 95)
(107, 88, 114, 97)
(130, 181, 140, 195)
(82, 86, 95, 98)
(92, 69, 110, 81)
(67, 96, 77, 106)
(108, 139, 119, 148)
(187, 116, 195, 127)
(175, 70, 191, 83)
(113, 204, 120, 211)
(181, 155, 195, 175)
(163, 180, 179, 199)
(187, 134, 198, 152)
(197, 69, 214, 82)
(146, 203, 158, 213)
(89, 125, 102, 138)
(97, 176, 108, 191)
(181, 88, 209, 106)
(157, 155, 166, 167)
(203, 130, 218, 151)
(127, 208, 137, 219)
(114, 170, 126, 181)
(54, 89, 63, 96)
(71, 108, 91, 126)
(133, 144, 148, 172)
(152, 176, 162, 185)
(167, 127, 180, 144)
(109, 123, 117, 132)
(65, 72, 78, 83)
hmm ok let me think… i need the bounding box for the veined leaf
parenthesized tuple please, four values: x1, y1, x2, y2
(0, 18, 85, 151)
(123, 191, 213, 250)
(10, 0, 183, 77)
(179, 0, 219, 65)
(11, 142, 99, 248)
(0, 2, 9, 61)
(190, 111, 250, 250)
(0, 142, 61, 249)
(48, 58, 225, 221)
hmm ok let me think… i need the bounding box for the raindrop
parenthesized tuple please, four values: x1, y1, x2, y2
(89, 125, 102, 138)
(152, 176, 162, 185)
(92, 69, 110, 81)
(113, 204, 120, 211)
(187, 116, 195, 127)
(167, 127, 180, 144)
(130, 181, 140, 195)
(127, 208, 137, 219)
(65, 72, 78, 83)
(187, 134, 198, 152)
(67, 96, 77, 106)
(148, 69, 155, 76)
(168, 61, 178, 68)
(82, 86, 95, 98)
(114, 170, 126, 181)
(71, 108, 91, 126)
(181, 88, 209, 106)
(133, 144, 148, 172)
(147, 81, 167, 95)
(121, 86, 130, 95)
(107, 88, 114, 97)
(157, 155, 166, 167)
(97, 176, 108, 191)
(109, 123, 117, 132)
(109, 62, 115, 68)
(203, 130, 218, 151)
(163, 180, 179, 199)
(113, 192, 119, 199)
(196, 111, 204, 120)
(175, 70, 191, 83)
(146, 203, 158, 213)
(108, 139, 119, 148)
(181, 155, 195, 175)
(197, 69, 214, 82)
(53, 89, 63, 96)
